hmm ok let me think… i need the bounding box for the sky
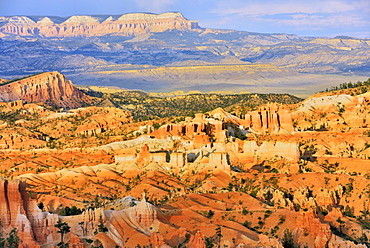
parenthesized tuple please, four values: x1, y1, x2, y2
(0, 0, 369, 38)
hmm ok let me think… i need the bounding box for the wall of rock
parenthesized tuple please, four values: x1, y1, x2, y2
(0, 71, 91, 108)
(0, 12, 200, 37)
(0, 179, 58, 247)
(243, 104, 294, 133)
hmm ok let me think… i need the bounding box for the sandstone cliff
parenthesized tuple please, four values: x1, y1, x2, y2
(0, 12, 200, 37)
(0, 179, 58, 247)
(243, 103, 294, 134)
(0, 72, 91, 108)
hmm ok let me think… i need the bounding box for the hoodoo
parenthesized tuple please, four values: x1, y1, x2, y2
(0, 179, 58, 247)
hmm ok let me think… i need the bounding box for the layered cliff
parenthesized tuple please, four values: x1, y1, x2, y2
(0, 179, 58, 247)
(0, 71, 91, 108)
(243, 103, 294, 133)
(0, 12, 200, 37)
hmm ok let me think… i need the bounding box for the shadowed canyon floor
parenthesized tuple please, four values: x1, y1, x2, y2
(1, 73, 370, 247)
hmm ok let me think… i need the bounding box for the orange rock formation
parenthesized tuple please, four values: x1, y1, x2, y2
(1, 82, 370, 247)
(242, 103, 294, 133)
(0, 179, 58, 247)
(0, 72, 91, 108)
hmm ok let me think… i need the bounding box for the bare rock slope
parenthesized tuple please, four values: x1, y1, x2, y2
(0, 71, 91, 108)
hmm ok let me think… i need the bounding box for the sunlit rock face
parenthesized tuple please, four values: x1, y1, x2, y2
(0, 12, 200, 37)
(0, 71, 91, 108)
(243, 104, 294, 134)
(0, 179, 58, 247)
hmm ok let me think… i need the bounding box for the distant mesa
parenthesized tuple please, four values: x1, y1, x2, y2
(0, 71, 92, 108)
(37, 17, 54, 25)
(63, 15, 100, 24)
(0, 12, 200, 37)
(0, 16, 35, 25)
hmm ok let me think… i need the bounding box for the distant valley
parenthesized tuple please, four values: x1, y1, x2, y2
(0, 12, 369, 97)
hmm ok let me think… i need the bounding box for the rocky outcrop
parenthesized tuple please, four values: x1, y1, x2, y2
(188, 231, 206, 248)
(151, 119, 212, 140)
(0, 79, 8, 84)
(0, 12, 200, 37)
(242, 104, 294, 133)
(73, 107, 132, 137)
(293, 92, 370, 132)
(257, 185, 345, 213)
(257, 234, 284, 248)
(131, 197, 158, 231)
(0, 71, 91, 108)
(210, 108, 242, 125)
(256, 187, 294, 208)
(243, 140, 300, 163)
(297, 94, 356, 113)
(327, 235, 367, 248)
(0, 99, 24, 109)
(0, 131, 46, 150)
(295, 211, 332, 248)
(150, 232, 171, 248)
(315, 185, 344, 208)
(68, 233, 85, 248)
(0, 179, 58, 247)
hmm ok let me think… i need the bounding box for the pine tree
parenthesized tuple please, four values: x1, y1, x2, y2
(55, 219, 71, 248)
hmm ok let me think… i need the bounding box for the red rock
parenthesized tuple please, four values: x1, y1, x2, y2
(244, 103, 294, 133)
(0, 127, 46, 149)
(132, 196, 158, 229)
(68, 233, 84, 248)
(150, 232, 171, 248)
(193, 134, 211, 149)
(188, 231, 206, 248)
(136, 144, 151, 165)
(0, 179, 58, 247)
(278, 108, 294, 133)
(73, 106, 132, 137)
(193, 113, 206, 123)
(243, 140, 300, 163)
(94, 232, 120, 248)
(151, 122, 211, 140)
(0, 71, 91, 108)
(295, 211, 332, 248)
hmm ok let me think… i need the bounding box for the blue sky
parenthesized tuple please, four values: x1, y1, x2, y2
(0, 0, 369, 37)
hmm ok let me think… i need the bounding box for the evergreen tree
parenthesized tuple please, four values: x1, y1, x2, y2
(97, 214, 108, 233)
(55, 219, 71, 248)
(6, 228, 20, 248)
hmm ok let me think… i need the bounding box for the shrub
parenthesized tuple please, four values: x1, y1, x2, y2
(206, 210, 215, 219)
(6, 228, 20, 248)
(282, 229, 295, 248)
